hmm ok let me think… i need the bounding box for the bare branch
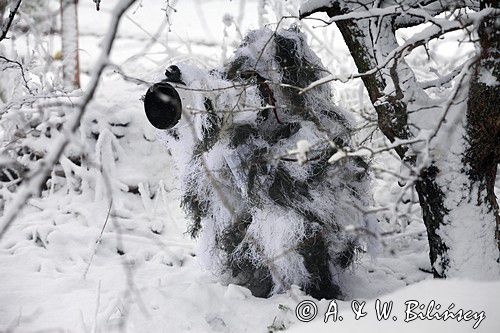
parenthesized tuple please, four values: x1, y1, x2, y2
(0, 0, 22, 42)
(0, 55, 33, 94)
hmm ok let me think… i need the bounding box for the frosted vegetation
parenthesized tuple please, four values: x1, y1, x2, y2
(0, 0, 498, 332)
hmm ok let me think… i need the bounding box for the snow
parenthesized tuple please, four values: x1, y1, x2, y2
(288, 279, 500, 333)
(433, 120, 500, 279)
(287, 139, 311, 165)
(0, 0, 499, 332)
(299, 0, 333, 17)
(478, 67, 498, 86)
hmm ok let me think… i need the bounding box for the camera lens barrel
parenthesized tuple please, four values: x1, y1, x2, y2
(144, 82, 182, 129)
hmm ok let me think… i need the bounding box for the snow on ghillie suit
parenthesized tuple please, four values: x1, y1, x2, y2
(144, 27, 375, 299)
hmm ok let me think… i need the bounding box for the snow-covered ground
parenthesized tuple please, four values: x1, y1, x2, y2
(0, 1, 499, 332)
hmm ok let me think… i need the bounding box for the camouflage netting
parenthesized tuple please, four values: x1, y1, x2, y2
(149, 26, 375, 299)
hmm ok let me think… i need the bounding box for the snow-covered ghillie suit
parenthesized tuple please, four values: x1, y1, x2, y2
(144, 27, 374, 299)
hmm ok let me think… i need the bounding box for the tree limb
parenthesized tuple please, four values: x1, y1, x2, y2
(0, 0, 22, 42)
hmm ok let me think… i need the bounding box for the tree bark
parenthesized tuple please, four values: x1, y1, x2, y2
(0, 1, 6, 28)
(60, 0, 80, 88)
(465, 0, 500, 253)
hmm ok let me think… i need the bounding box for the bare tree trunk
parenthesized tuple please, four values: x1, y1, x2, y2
(60, 0, 80, 89)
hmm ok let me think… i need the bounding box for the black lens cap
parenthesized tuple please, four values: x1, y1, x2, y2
(144, 82, 182, 129)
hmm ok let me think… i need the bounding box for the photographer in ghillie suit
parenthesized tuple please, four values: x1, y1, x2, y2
(144, 26, 376, 300)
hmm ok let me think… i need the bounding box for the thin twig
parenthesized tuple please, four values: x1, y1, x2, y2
(82, 200, 112, 279)
(0, 55, 34, 94)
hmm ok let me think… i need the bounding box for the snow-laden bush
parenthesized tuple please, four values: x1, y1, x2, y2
(146, 27, 377, 299)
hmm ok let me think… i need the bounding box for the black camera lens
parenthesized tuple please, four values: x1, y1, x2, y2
(144, 82, 182, 129)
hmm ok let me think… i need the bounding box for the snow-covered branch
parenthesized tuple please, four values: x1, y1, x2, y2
(0, 0, 137, 240)
(300, 0, 479, 27)
(300, 7, 498, 94)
